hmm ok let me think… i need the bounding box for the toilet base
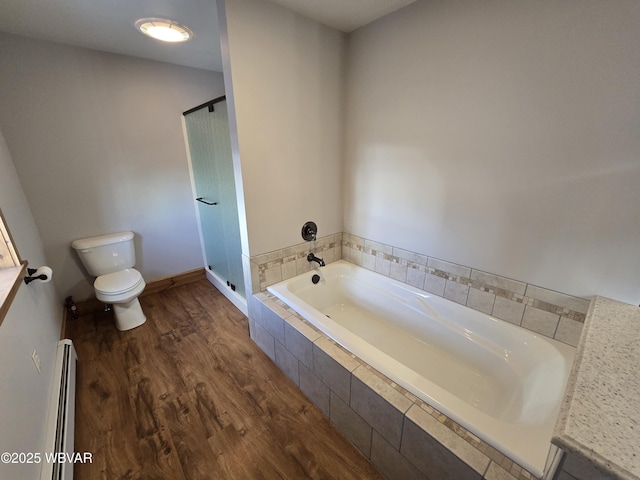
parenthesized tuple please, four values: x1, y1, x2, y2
(113, 297, 146, 331)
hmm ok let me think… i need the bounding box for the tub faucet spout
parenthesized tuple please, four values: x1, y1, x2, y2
(307, 253, 325, 267)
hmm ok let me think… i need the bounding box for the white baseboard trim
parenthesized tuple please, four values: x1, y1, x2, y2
(205, 269, 248, 316)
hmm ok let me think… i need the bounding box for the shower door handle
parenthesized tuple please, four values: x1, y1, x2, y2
(196, 197, 218, 206)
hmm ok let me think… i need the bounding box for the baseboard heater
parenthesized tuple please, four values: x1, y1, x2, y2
(40, 339, 77, 480)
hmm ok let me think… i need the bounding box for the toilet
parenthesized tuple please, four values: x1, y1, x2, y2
(71, 231, 147, 331)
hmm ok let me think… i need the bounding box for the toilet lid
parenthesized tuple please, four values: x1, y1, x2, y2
(94, 268, 143, 295)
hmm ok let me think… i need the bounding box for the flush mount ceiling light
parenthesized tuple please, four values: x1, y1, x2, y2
(135, 17, 193, 43)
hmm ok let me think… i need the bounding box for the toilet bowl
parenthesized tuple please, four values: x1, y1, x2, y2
(71, 231, 147, 331)
(94, 268, 146, 330)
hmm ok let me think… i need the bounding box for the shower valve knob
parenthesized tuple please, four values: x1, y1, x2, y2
(302, 221, 318, 241)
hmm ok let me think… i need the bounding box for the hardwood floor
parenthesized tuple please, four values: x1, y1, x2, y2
(66, 279, 383, 480)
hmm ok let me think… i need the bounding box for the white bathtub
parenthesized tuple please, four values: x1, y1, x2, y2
(268, 260, 575, 477)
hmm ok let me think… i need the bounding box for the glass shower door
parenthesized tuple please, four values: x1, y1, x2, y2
(184, 99, 245, 298)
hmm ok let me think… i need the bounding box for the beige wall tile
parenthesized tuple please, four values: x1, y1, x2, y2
(466, 288, 496, 315)
(444, 281, 469, 305)
(252, 249, 283, 265)
(407, 266, 427, 290)
(344, 233, 365, 247)
(393, 247, 429, 266)
(281, 258, 297, 280)
(428, 257, 472, 279)
(524, 285, 590, 314)
(521, 306, 560, 337)
(492, 296, 525, 325)
(554, 317, 584, 347)
(390, 261, 408, 282)
(250, 260, 261, 293)
(425, 273, 446, 296)
(344, 245, 363, 265)
(375, 255, 392, 276)
(295, 255, 312, 274)
(470, 270, 526, 296)
(362, 251, 376, 270)
(365, 238, 393, 255)
(323, 246, 337, 264)
(282, 242, 306, 258)
(262, 263, 282, 289)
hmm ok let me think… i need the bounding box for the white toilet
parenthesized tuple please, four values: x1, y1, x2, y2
(71, 231, 147, 331)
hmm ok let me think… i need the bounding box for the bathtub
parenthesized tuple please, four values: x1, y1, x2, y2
(267, 260, 575, 477)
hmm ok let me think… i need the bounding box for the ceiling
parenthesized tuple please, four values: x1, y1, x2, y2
(0, 0, 416, 72)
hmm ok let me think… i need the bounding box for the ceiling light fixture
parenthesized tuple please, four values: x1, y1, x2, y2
(135, 17, 193, 43)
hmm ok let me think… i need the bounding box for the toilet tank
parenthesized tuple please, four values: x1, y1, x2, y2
(71, 231, 137, 276)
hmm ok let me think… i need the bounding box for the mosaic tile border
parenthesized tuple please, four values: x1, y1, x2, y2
(249, 232, 590, 347)
(341, 234, 589, 347)
(249, 292, 558, 480)
(250, 233, 343, 292)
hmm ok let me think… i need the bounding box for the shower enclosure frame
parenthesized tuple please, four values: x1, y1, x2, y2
(182, 95, 247, 315)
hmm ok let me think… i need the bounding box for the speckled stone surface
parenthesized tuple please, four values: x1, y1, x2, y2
(553, 296, 640, 480)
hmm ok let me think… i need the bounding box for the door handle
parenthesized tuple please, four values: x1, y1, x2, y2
(196, 197, 218, 206)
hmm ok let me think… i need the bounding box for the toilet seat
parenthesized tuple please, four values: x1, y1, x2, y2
(94, 268, 145, 303)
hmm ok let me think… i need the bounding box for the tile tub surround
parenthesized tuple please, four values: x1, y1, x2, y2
(250, 233, 343, 293)
(342, 233, 590, 348)
(250, 233, 589, 346)
(248, 292, 564, 480)
(553, 296, 640, 480)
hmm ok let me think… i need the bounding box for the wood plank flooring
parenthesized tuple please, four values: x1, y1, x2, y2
(66, 278, 383, 480)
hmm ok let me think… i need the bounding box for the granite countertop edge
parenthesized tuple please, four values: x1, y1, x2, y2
(552, 295, 640, 480)
(551, 433, 638, 480)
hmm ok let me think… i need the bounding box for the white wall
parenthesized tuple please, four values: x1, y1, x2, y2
(0, 33, 225, 300)
(344, 0, 640, 304)
(221, 0, 346, 256)
(0, 128, 62, 478)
